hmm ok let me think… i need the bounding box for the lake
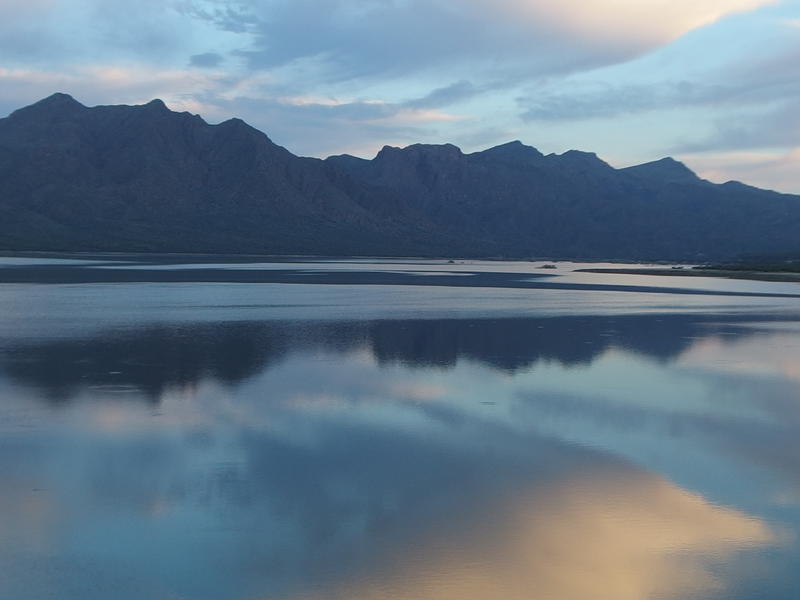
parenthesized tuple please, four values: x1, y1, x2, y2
(1, 256, 799, 600)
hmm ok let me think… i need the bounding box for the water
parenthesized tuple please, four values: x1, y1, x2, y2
(1, 258, 799, 599)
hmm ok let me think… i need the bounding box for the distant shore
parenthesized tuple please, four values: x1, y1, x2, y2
(577, 268, 800, 283)
(1, 262, 799, 298)
(2, 251, 799, 285)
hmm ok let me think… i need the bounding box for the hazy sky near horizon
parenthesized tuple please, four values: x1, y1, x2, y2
(1, 0, 799, 192)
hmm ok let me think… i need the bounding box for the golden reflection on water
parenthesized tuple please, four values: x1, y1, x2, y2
(298, 468, 776, 600)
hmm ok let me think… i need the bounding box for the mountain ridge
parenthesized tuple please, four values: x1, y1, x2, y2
(1, 93, 798, 260)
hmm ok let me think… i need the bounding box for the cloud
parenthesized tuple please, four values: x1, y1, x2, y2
(185, 90, 469, 156)
(675, 42, 800, 153)
(185, 0, 775, 84)
(681, 98, 800, 153)
(520, 40, 800, 123)
(5, 0, 770, 88)
(520, 80, 732, 121)
(404, 80, 483, 110)
(189, 52, 225, 68)
(515, 37, 800, 179)
(162, 0, 778, 159)
(507, 0, 776, 48)
(0, 0, 235, 69)
(0, 0, 794, 190)
(0, 66, 466, 158)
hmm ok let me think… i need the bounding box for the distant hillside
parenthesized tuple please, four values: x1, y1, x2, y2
(1, 93, 799, 260)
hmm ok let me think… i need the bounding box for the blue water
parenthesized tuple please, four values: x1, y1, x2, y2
(0, 258, 798, 599)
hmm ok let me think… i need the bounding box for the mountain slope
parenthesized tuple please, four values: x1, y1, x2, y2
(0, 93, 454, 255)
(327, 140, 800, 259)
(1, 93, 799, 260)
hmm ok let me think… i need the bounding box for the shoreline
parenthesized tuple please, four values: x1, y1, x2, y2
(1, 264, 798, 298)
(577, 268, 800, 283)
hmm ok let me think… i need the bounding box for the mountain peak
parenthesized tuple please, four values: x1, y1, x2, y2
(219, 117, 246, 127)
(622, 156, 700, 183)
(562, 149, 599, 159)
(44, 92, 80, 104)
(217, 117, 264, 136)
(8, 93, 86, 120)
(39, 92, 83, 107)
(650, 157, 691, 170)
(406, 142, 462, 154)
(550, 149, 613, 171)
(494, 140, 526, 149)
(476, 140, 544, 163)
(326, 153, 369, 165)
(145, 98, 169, 110)
(375, 143, 463, 162)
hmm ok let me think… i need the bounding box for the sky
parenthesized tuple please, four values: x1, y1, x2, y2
(0, 0, 799, 193)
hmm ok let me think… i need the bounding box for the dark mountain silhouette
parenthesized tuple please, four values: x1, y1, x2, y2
(2, 93, 799, 260)
(0, 93, 455, 255)
(620, 157, 702, 184)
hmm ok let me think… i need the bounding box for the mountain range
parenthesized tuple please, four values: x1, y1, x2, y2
(1, 92, 798, 260)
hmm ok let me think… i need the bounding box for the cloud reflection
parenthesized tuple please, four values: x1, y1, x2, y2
(296, 468, 775, 600)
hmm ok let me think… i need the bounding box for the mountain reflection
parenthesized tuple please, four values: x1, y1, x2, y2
(0, 313, 789, 403)
(0, 322, 299, 402)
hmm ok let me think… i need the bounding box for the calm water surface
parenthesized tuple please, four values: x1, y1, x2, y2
(1, 258, 799, 599)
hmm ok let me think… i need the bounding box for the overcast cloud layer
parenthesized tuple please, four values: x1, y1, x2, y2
(1, 0, 799, 192)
